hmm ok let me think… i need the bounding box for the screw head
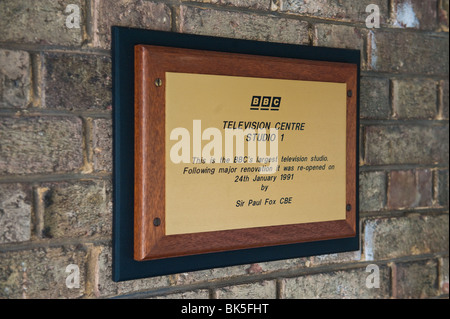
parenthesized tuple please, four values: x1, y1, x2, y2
(346, 204, 352, 211)
(153, 217, 161, 226)
(154, 78, 163, 87)
(347, 90, 353, 97)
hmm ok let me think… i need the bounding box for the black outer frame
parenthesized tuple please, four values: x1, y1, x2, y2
(112, 26, 360, 282)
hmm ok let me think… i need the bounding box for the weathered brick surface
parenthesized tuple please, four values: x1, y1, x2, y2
(0, 0, 84, 46)
(92, 119, 112, 172)
(368, 31, 449, 75)
(216, 280, 276, 298)
(364, 125, 449, 165)
(394, 259, 439, 298)
(95, 245, 170, 297)
(440, 257, 449, 294)
(92, 0, 172, 49)
(0, 183, 31, 244)
(0, 116, 83, 175)
(437, 169, 449, 207)
(441, 79, 449, 119)
(191, 0, 271, 10)
(0, 49, 31, 108)
(363, 214, 449, 261)
(43, 53, 112, 111)
(0, 246, 87, 299)
(282, 266, 391, 299)
(439, 0, 450, 31)
(387, 170, 433, 209)
(359, 171, 386, 212)
(313, 24, 366, 50)
(170, 264, 250, 286)
(391, 0, 438, 30)
(392, 78, 437, 119)
(38, 180, 111, 239)
(313, 24, 366, 68)
(278, 0, 388, 24)
(151, 289, 210, 299)
(179, 6, 309, 45)
(360, 77, 391, 119)
(0, 0, 448, 301)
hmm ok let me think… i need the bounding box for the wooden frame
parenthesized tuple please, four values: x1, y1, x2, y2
(112, 27, 360, 281)
(134, 45, 357, 261)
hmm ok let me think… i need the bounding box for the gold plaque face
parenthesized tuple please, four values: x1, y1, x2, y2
(133, 44, 357, 261)
(165, 72, 347, 235)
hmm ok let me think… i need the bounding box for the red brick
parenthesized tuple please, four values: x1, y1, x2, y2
(387, 170, 433, 209)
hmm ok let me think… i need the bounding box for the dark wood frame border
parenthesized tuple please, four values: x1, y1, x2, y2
(134, 45, 357, 261)
(112, 27, 360, 281)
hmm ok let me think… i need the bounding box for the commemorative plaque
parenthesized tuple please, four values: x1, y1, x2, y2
(113, 27, 359, 280)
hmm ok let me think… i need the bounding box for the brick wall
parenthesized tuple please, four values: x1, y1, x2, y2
(0, 0, 448, 299)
